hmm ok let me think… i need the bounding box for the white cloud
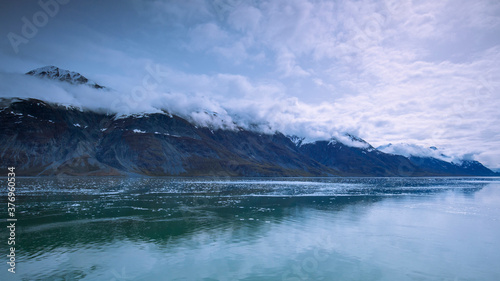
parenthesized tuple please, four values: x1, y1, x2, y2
(186, 22, 229, 51)
(275, 49, 310, 77)
(378, 143, 460, 163)
(227, 5, 262, 32)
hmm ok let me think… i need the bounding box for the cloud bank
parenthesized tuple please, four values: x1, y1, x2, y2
(377, 143, 461, 164)
(0, 71, 360, 142)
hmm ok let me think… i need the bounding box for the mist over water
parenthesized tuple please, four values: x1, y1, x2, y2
(2, 177, 500, 280)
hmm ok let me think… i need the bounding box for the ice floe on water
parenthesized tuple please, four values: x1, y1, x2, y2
(13, 177, 499, 197)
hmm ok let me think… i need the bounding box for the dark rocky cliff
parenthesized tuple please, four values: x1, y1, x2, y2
(0, 98, 496, 177)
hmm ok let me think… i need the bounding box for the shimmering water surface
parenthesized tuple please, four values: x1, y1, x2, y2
(2, 177, 500, 281)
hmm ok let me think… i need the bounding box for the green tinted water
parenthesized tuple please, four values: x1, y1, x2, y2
(2, 177, 500, 280)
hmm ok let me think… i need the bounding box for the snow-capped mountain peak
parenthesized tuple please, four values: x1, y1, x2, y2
(331, 133, 373, 150)
(287, 135, 305, 146)
(287, 133, 373, 150)
(26, 66, 105, 89)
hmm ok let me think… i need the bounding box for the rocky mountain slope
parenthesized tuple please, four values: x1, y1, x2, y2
(0, 67, 496, 177)
(1, 97, 496, 177)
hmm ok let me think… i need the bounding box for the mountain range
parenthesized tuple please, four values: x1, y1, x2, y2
(0, 66, 497, 177)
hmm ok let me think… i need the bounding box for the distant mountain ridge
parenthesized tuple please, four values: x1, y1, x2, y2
(26, 66, 105, 89)
(0, 67, 496, 177)
(1, 97, 495, 177)
(376, 143, 498, 175)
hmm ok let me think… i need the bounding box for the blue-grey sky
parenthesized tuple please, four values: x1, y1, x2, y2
(1, 0, 500, 169)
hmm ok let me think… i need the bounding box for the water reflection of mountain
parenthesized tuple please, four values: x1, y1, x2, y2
(7, 177, 499, 281)
(15, 177, 491, 255)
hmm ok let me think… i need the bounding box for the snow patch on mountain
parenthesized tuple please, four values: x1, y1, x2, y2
(335, 133, 372, 149)
(287, 133, 373, 149)
(287, 135, 305, 146)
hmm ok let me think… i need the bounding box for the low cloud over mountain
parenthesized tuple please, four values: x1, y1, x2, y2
(0, 67, 496, 176)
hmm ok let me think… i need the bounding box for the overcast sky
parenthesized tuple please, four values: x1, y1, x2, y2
(1, 0, 499, 169)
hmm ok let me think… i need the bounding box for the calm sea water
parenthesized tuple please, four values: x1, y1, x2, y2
(1, 177, 500, 281)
